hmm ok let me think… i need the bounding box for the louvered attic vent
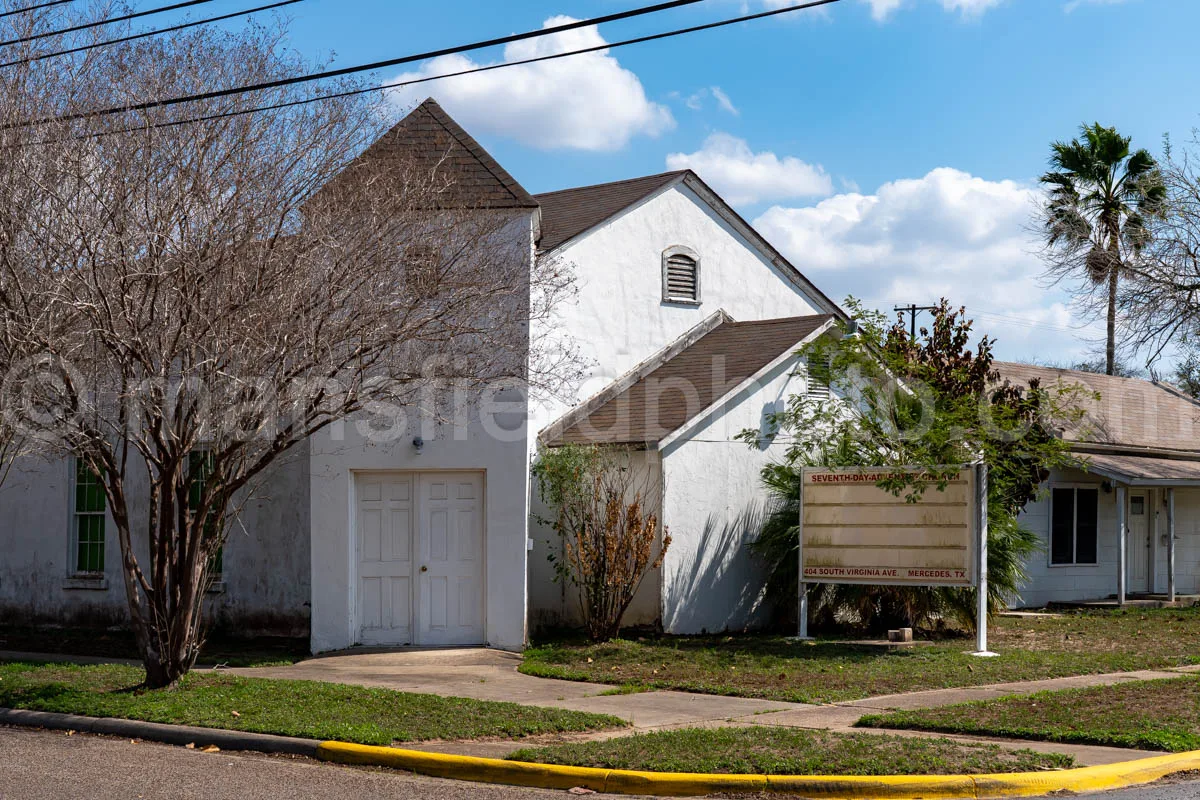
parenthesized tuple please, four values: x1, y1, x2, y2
(662, 248, 700, 304)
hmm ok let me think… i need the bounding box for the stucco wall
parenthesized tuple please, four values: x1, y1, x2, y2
(527, 449, 663, 634)
(529, 181, 828, 436)
(658, 353, 810, 635)
(527, 181, 833, 630)
(310, 209, 535, 654)
(1015, 467, 1200, 607)
(0, 444, 311, 636)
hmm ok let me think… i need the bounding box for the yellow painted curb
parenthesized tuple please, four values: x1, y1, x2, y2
(315, 740, 1200, 798)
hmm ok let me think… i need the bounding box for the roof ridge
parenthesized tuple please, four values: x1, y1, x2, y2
(416, 98, 538, 208)
(728, 313, 835, 327)
(532, 170, 688, 199)
(996, 361, 1157, 386)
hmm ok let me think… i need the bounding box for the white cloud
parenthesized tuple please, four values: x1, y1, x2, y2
(754, 167, 1101, 362)
(665, 133, 832, 205)
(773, 0, 1003, 21)
(383, 16, 673, 151)
(678, 87, 740, 116)
(1064, 0, 1128, 11)
(710, 86, 739, 116)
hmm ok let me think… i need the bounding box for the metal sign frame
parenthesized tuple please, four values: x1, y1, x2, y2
(797, 463, 994, 656)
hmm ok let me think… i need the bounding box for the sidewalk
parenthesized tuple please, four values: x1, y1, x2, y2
(226, 648, 1198, 765)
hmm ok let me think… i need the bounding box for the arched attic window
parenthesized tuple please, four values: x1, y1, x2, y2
(661, 245, 701, 305)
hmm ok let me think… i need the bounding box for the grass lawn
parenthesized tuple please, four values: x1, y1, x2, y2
(858, 676, 1200, 753)
(0, 625, 308, 668)
(520, 609, 1200, 704)
(0, 661, 625, 745)
(507, 727, 1074, 775)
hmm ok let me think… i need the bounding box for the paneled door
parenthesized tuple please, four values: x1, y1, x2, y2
(356, 471, 485, 646)
(356, 473, 416, 646)
(1128, 492, 1150, 594)
(417, 473, 485, 646)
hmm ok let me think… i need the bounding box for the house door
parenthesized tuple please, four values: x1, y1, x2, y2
(1128, 492, 1150, 594)
(417, 473, 485, 646)
(356, 471, 485, 646)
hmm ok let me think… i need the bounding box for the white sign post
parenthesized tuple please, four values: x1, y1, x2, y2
(797, 464, 994, 656)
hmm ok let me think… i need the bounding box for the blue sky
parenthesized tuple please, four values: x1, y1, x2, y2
(209, 0, 1193, 367)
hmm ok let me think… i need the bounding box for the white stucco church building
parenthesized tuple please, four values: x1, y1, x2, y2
(3, 99, 1198, 654)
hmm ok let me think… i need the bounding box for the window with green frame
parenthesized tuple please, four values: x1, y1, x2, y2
(188, 450, 223, 577)
(72, 460, 105, 574)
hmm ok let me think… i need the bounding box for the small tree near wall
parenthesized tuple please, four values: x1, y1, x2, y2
(533, 445, 670, 642)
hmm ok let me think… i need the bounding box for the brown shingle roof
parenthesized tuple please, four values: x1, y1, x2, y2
(534, 171, 686, 252)
(995, 362, 1200, 454)
(1079, 452, 1200, 483)
(329, 98, 537, 209)
(544, 314, 835, 447)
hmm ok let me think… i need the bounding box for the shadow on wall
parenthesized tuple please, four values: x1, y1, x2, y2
(665, 504, 774, 634)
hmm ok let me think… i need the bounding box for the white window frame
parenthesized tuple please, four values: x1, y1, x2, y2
(1047, 482, 1101, 568)
(69, 457, 106, 577)
(661, 245, 701, 305)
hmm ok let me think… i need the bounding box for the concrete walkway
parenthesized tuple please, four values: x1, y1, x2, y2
(229, 648, 805, 729)
(226, 648, 1198, 765)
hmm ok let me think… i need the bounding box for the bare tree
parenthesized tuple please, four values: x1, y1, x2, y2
(0, 5, 574, 687)
(1118, 134, 1200, 369)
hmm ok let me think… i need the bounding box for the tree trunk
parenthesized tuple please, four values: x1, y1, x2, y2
(116, 511, 209, 690)
(1106, 230, 1121, 376)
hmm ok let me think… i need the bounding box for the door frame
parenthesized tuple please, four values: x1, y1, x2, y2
(349, 469, 487, 647)
(1127, 489, 1151, 594)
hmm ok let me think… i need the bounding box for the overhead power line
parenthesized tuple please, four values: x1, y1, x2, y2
(0, 0, 219, 48)
(0, 0, 304, 69)
(84, 0, 842, 135)
(0, 0, 75, 20)
(28, 0, 722, 127)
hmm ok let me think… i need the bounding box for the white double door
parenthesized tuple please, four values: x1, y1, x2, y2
(355, 471, 485, 646)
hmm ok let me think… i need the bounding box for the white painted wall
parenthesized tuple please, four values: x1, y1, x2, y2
(527, 180, 835, 633)
(0, 444, 311, 636)
(658, 352, 811, 634)
(529, 181, 829, 436)
(1015, 467, 1200, 607)
(310, 209, 536, 654)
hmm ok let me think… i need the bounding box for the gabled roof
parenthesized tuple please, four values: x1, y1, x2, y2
(542, 312, 836, 448)
(533, 169, 847, 321)
(535, 171, 686, 252)
(330, 98, 538, 209)
(995, 362, 1200, 456)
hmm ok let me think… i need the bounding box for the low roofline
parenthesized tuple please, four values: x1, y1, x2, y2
(536, 309, 733, 448)
(1071, 455, 1200, 488)
(654, 315, 838, 452)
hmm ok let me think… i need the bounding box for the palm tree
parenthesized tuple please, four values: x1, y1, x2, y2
(1041, 123, 1165, 375)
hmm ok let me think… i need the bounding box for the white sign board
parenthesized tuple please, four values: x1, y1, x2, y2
(796, 464, 993, 655)
(800, 467, 976, 587)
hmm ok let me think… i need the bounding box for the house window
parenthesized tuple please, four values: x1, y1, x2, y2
(661, 246, 700, 304)
(1050, 486, 1099, 565)
(72, 459, 105, 574)
(404, 245, 440, 300)
(188, 450, 222, 577)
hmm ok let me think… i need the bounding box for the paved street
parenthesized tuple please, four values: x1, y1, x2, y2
(0, 727, 634, 800)
(3, 724, 1198, 800)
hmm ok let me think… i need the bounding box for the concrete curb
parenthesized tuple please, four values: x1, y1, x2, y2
(0, 708, 320, 757)
(5, 708, 1199, 797)
(315, 740, 1200, 798)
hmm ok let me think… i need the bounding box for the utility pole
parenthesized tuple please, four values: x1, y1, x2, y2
(894, 304, 938, 341)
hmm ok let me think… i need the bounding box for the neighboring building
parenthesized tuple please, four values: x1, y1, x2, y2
(998, 363, 1200, 607)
